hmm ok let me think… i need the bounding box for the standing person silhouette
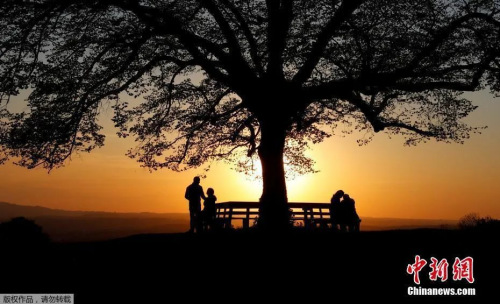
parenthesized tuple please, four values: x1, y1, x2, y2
(330, 190, 344, 231)
(185, 176, 206, 233)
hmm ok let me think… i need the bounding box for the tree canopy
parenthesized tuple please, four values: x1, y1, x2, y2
(1, 0, 498, 171)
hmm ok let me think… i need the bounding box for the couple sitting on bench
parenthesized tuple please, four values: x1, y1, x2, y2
(330, 190, 360, 232)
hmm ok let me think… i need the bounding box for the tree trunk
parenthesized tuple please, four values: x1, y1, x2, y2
(257, 120, 290, 230)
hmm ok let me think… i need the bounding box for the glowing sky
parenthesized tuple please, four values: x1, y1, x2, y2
(1, 91, 499, 220)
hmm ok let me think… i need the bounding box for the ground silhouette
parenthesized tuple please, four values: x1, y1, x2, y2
(0, 217, 49, 245)
(1, 227, 497, 303)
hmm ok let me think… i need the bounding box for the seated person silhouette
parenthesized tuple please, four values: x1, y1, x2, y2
(202, 188, 217, 231)
(342, 194, 361, 232)
(330, 190, 344, 231)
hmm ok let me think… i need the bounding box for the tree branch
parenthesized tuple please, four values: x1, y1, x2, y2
(219, 0, 264, 75)
(199, 0, 242, 57)
(266, 0, 294, 79)
(293, 0, 365, 83)
(383, 121, 436, 137)
(393, 12, 500, 78)
(96, 0, 240, 85)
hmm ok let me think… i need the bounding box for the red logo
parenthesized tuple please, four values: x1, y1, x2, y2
(407, 256, 474, 284)
(452, 257, 474, 283)
(407, 255, 427, 284)
(429, 257, 449, 282)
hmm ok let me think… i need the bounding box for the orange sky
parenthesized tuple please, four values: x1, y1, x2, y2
(1, 91, 499, 220)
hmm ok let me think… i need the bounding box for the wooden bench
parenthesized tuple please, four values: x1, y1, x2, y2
(215, 202, 333, 229)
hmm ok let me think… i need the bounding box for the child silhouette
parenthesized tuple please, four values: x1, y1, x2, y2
(202, 188, 217, 231)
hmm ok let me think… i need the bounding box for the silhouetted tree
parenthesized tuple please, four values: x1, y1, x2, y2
(458, 212, 481, 229)
(1, 1, 499, 229)
(458, 213, 500, 231)
(0, 217, 50, 244)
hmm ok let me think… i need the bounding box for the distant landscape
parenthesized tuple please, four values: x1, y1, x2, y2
(0, 201, 458, 242)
